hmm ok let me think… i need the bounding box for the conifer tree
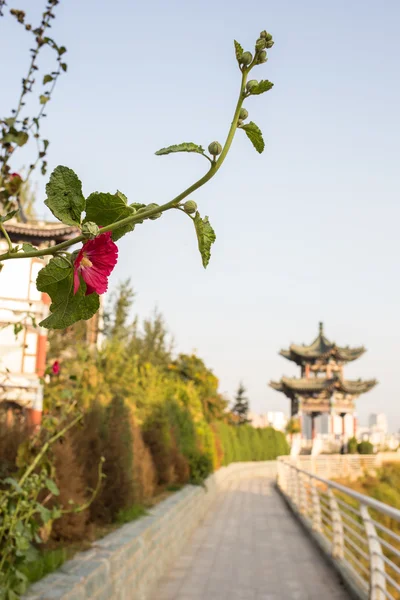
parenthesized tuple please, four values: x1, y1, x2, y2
(231, 382, 250, 425)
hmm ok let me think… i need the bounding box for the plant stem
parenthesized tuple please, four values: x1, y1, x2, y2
(0, 69, 249, 263)
(18, 413, 82, 487)
(0, 223, 13, 252)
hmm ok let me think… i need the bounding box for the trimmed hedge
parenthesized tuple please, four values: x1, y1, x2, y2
(213, 423, 289, 465)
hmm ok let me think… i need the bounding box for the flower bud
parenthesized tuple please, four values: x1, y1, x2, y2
(237, 119, 244, 128)
(255, 38, 266, 51)
(266, 40, 274, 49)
(81, 221, 100, 239)
(246, 80, 258, 93)
(147, 203, 162, 220)
(239, 51, 252, 67)
(5, 173, 22, 196)
(260, 31, 273, 42)
(258, 51, 267, 64)
(208, 141, 222, 156)
(239, 108, 248, 120)
(183, 200, 197, 214)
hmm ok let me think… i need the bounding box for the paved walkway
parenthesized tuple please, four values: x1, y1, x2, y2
(151, 476, 350, 600)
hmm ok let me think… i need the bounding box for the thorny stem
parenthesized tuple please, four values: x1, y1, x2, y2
(0, 70, 249, 262)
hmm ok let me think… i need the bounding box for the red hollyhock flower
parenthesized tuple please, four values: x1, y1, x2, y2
(73, 231, 118, 296)
(52, 361, 60, 375)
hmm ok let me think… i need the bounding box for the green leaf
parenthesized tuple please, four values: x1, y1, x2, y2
(45, 165, 85, 226)
(85, 191, 135, 241)
(39, 94, 50, 104)
(58, 46, 67, 55)
(234, 40, 244, 62)
(155, 142, 205, 156)
(61, 62, 67, 72)
(45, 478, 60, 496)
(3, 477, 23, 493)
(0, 209, 19, 223)
(43, 74, 53, 84)
(241, 121, 265, 154)
(2, 128, 29, 147)
(36, 503, 52, 524)
(193, 212, 216, 268)
(22, 243, 38, 254)
(36, 257, 99, 329)
(249, 80, 274, 95)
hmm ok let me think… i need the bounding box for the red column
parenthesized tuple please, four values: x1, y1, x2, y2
(305, 364, 310, 378)
(26, 292, 50, 430)
(353, 415, 357, 437)
(311, 413, 316, 440)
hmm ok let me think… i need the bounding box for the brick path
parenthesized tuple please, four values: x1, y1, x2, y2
(151, 476, 350, 600)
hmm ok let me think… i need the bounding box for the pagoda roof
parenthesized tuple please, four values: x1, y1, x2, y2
(269, 375, 377, 397)
(4, 220, 78, 245)
(279, 322, 365, 365)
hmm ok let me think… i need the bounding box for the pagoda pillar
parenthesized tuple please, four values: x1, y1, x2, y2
(311, 412, 320, 440)
(353, 415, 357, 437)
(339, 412, 347, 438)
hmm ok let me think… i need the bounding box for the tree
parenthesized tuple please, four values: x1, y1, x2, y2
(171, 353, 228, 422)
(285, 417, 301, 443)
(103, 279, 135, 340)
(231, 382, 250, 425)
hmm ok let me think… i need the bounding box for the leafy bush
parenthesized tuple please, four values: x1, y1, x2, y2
(357, 441, 374, 455)
(187, 450, 213, 485)
(347, 437, 358, 454)
(116, 504, 147, 525)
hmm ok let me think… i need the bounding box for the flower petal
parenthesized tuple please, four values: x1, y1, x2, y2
(81, 265, 109, 295)
(73, 268, 81, 294)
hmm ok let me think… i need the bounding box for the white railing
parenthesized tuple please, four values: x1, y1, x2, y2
(290, 454, 378, 480)
(277, 457, 400, 600)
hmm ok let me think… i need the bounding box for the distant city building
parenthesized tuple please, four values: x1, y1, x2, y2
(369, 413, 388, 434)
(248, 411, 288, 431)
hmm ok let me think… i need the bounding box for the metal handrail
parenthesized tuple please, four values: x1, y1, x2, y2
(277, 457, 400, 600)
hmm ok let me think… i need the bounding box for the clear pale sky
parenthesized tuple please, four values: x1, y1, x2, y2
(2, 1, 400, 430)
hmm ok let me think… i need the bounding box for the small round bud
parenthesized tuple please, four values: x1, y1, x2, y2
(147, 203, 162, 220)
(258, 51, 267, 64)
(239, 51, 252, 67)
(239, 108, 248, 120)
(246, 80, 258, 92)
(255, 38, 266, 51)
(208, 141, 222, 156)
(183, 200, 197, 214)
(260, 31, 273, 42)
(237, 119, 244, 128)
(266, 40, 274, 49)
(81, 221, 100, 239)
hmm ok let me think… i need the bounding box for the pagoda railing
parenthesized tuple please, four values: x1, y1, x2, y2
(277, 457, 400, 600)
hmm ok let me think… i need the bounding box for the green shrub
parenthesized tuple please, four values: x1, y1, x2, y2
(143, 409, 174, 485)
(116, 504, 147, 524)
(187, 450, 213, 485)
(358, 441, 374, 455)
(348, 437, 358, 454)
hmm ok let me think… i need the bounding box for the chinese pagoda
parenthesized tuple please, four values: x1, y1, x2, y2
(269, 323, 377, 440)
